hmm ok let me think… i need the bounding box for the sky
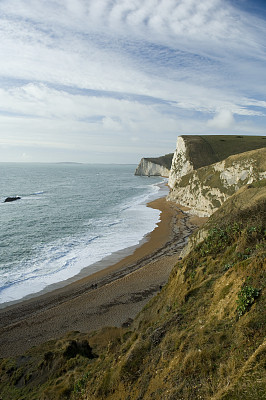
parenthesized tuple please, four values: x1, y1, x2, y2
(0, 0, 265, 163)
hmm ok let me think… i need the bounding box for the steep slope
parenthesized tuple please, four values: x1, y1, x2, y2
(135, 153, 173, 177)
(181, 179, 266, 258)
(168, 147, 266, 216)
(1, 182, 265, 400)
(80, 182, 266, 400)
(169, 135, 266, 188)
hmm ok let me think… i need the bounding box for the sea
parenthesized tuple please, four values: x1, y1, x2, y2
(0, 163, 168, 307)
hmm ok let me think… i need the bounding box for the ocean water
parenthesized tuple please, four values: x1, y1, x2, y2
(0, 163, 168, 306)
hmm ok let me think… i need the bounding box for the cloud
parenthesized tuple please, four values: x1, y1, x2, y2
(207, 109, 235, 129)
(0, 0, 265, 162)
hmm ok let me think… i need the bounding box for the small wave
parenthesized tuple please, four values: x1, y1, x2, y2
(84, 235, 100, 245)
(0, 168, 165, 305)
(88, 217, 122, 229)
(107, 221, 121, 227)
(0, 256, 76, 299)
(32, 191, 45, 195)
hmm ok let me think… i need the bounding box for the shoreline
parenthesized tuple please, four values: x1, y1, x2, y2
(0, 197, 206, 357)
(0, 180, 169, 309)
(0, 194, 167, 310)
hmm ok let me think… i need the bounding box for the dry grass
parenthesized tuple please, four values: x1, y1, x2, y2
(0, 183, 265, 400)
(74, 183, 265, 400)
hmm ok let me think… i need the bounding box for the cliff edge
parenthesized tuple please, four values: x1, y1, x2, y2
(135, 153, 173, 177)
(169, 135, 266, 188)
(168, 147, 266, 217)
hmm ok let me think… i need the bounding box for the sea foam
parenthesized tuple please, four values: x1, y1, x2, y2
(0, 164, 167, 306)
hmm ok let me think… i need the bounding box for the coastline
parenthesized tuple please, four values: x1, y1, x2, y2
(0, 197, 206, 357)
(0, 178, 168, 308)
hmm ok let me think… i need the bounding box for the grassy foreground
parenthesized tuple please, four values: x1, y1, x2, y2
(0, 182, 265, 400)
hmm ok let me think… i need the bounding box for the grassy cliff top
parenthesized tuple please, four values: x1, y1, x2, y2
(182, 135, 266, 170)
(1, 181, 265, 400)
(144, 153, 174, 169)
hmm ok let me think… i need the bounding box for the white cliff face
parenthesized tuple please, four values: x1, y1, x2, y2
(135, 159, 170, 177)
(168, 181, 227, 217)
(168, 136, 194, 189)
(167, 148, 266, 217)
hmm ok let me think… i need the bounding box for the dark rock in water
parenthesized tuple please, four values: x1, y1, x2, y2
(4, 196, 21, 203)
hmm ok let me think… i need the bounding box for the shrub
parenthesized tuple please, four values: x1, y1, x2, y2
(236, 285, 260, 316)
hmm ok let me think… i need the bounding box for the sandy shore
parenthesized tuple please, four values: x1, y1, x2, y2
(0, 198, 206, 358)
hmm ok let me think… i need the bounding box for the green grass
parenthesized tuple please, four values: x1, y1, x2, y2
(181, 135, 266, 170)
(201, 135, 266, 163)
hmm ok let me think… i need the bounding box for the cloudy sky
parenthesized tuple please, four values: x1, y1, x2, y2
(0, 0, 265, 163)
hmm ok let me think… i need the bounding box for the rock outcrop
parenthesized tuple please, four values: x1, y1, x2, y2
(169, 135, 266, 188)
(135, 153, 173, 177)
(168, 147, 266, 217)
(4, 196, 21, 203)
(169, 136, 216, 188)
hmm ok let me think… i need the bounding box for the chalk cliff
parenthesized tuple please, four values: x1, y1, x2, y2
(168, 147, 266, 217)
(169, 135, 266, 188)
(135, 153, 173, 177)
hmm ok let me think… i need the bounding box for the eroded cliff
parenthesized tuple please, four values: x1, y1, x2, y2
(169, 135, 266, 188)
(168, 147, 266, 217)
(135, 153, 173, 177)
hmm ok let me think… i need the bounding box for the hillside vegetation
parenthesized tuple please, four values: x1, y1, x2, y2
(0, 181, 265, 400)
(182, 135, 266, 170)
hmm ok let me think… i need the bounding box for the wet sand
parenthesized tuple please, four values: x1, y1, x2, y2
(0, 198, 206, 358)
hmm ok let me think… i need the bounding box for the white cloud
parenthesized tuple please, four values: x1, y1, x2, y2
(207, 109, 235, 129)
(0, 0, 265, 162)
(102, 117, 122, 131)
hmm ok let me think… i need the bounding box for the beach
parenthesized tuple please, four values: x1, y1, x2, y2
(0, 198, 206, 358)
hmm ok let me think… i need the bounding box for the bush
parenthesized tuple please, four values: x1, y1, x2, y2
(236, 285, 260, 316)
